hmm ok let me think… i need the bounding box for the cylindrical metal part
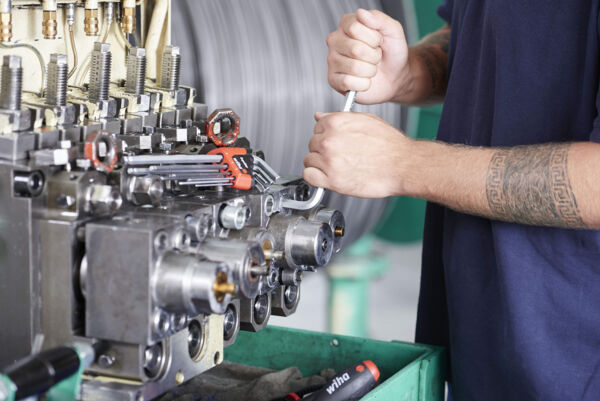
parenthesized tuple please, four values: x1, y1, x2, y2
(104, 1, 113, 26)
(309, 208, 345, 254)
(0, 54, 21, 110)
(0, 0, 11, 42)
(121, 0, 135, 34)
(239, 292, 271, 332)
(289, 219, 334, 267)
(160, 45, 181, 91)
(185, 214, 212, 243)
(223, 299, 241, 348)
(13, 170, 44, 197)
(125, 175, 163, 206)
(88, 42, 111, 102)
(65, 3, 75, 26)
(46, 54, 68, 106)
(219, 205, 249, 230)
(268, 215, 334, 269)
(125, 47, 146, 95)
(42, 0, 57, 39)
(154, 252, 231, 315)
(84, 0, 99, 36)
(199, 238, 265, 299)
(123, 154, 223, 165)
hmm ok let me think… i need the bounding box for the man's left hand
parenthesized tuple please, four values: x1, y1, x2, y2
(303, 112, 413, 198)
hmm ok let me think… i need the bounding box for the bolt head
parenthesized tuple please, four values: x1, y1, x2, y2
(165, 45, 180, 56)
(129, 47, 146, 58)
(50, 53, 68, 65)
(94, 42, 111, 53)
(3, 55, 21, 68)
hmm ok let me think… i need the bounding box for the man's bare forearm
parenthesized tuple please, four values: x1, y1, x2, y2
(393, 25, 451, 105)
(403, 140, 600, 229)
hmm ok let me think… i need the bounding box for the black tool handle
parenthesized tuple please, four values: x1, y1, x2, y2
(303, 360, 380, 401)
(3, 346, 80, 400)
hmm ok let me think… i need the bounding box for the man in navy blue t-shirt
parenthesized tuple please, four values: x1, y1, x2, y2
(303, 2, 600, 400)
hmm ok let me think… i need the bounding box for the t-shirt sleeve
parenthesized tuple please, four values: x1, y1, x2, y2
(593, 14, 600, 143)
(437, 0, 454, 25)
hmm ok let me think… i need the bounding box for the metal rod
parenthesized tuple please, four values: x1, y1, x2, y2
(149, 164, 227, 173)
(123, 154, 223, 165)
(178, 178, 233, 186)
(343, 90, 356, 112)
(160, 173, 229, 181)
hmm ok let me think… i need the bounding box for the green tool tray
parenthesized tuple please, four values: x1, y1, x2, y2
(225, 326, 445, 401)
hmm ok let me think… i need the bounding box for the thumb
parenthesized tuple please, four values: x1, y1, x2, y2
(356, 9, 405, 41)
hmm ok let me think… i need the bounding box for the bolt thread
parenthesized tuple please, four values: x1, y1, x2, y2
(46, 55, 67, 106)
(0, 55, 21, 110)
(160, 52, 180, 91)
(126, 49, 146, 96)
(89, 45, 111, 102)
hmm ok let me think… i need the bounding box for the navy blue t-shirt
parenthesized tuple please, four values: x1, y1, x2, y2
(416, 1, 600, 400)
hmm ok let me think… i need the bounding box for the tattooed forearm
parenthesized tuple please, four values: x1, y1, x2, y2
(412, 25, 451, 98)
(485, 144, 587, 228)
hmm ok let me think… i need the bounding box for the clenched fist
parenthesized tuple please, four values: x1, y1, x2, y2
(303, 112, 414, 198)
(326, 9, 411, 105)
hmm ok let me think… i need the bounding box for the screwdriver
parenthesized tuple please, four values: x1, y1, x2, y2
(285, 360, 380, 401)
(343, 90, 357, 113)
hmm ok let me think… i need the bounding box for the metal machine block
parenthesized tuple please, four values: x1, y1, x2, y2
(0, 131, 35, 160)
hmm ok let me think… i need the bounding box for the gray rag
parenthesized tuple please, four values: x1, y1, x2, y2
(157, 361, 336, 401)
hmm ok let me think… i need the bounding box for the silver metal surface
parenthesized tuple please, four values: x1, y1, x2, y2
(343, 90, 357, 112)
(0, 54, 21, 110)
(160, 45, 181, 91)
(88, 42, 111, 102)
(46, 54, 68, 106)
(126, 47, 146, 96)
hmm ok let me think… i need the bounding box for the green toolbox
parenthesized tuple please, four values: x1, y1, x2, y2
(226, 326, 445, 401)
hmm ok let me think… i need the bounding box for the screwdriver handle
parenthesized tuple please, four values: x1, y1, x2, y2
(301, 360, 380, 401)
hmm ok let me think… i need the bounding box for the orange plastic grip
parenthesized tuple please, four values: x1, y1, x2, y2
(207, 147, 253, 190)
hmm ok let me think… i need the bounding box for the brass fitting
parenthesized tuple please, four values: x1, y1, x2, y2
(0, 12, 11, 42)
(42, 10, 57, 39)
(121, 6, 135, 34)
(84, 8, 99, 36)
(213, 272, 235, 302)
(334, 226, 345, 237)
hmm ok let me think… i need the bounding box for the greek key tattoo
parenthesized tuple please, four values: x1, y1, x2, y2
(485, 144, 586, 228)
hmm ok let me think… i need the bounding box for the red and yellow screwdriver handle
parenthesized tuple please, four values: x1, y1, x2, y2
(207, 147, 253, 190)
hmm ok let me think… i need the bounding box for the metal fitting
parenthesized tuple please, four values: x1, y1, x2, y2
(0, 0, 11, 42)
(121, 0, 135, 34)
(126, 47, 146, 96)
(88, 42, 111, 102)
(42, 0, 58, 39)
(85, 184, 122, 215)
(84, 0, 99, 36)
(0, 54, 21, 110)
(153, 252, 232, 315)
(160, 45, 181, 91)
(46, 54, 68, 106)
(13, 171, 44, 197)
(185, 214, 212, 243)
(65, 3, 75, 27)
(104, 1, 114, 26)
(126, 175, 163, 206)
(219, 205, 249, 230)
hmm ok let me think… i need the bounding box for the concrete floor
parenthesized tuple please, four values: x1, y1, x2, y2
(270, 241, 423, 342)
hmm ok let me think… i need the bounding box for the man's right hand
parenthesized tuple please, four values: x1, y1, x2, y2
(326, 9, 410, 105)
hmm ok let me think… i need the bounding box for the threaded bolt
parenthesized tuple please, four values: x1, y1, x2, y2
(88, 42, 111, 102)
(126, 47, 146, 96)
(46, 54, 68, 106)
(0, 54, 22, 110)
(160, 45, 180, 91)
